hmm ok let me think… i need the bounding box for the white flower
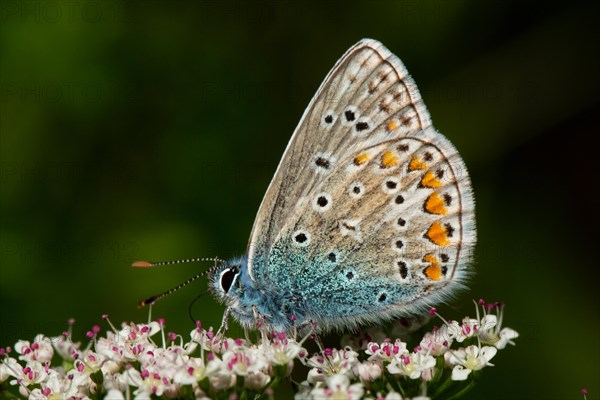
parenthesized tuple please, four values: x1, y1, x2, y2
(222, 347, 267, 376)
(105, 389, 125, 399)
(387, 352, 436, 379)
(208, 368, 235, 391)
(8, 360, 48, 386)
(138, 346, 185, 383)
(493, 327, 519, 349)
(103, 371, 129, 393)
(309, 373, 364, 400)
(448, 318, 480, 342)
(355, 360, 383, 384)
(0, 357, 20, 383)
(27, 367, 87, 399)
(28, 389, 47, 400)
(294, 381, 313, 400)
(480, 314, 497, 331)
(305, 348, 359, 383)
(117, 322, 160, 344)
(244, 370, 271, 390)
(477, 305, 519, 349)
(384, 392, 403, 400)
(122, 366, 174, 398)
(173, 356, 220, 385)
(445, 345, 497, 380)
(51, 334, 81, 361)
(0, 303, 517, 399)
(96, 331, 121, 361)
(263, 336, 304, 368)
(365, 339, 408, 362)
(14, 334, 54, 363)
(191, 327, 245, 354)
(74, 351, 106, 375)
(97, 328, 155, 363)
(419, 325, 452, 356)
(190, 326, 214, 347)
(103, 322, 161, 362)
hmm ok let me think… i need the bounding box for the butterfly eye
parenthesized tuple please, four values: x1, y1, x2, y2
(219, 266, 239, 294)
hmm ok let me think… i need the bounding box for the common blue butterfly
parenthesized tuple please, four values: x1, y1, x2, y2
(139, 39, 476, 334)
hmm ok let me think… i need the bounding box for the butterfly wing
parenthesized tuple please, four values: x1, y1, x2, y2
(247, 39, 431, 274)
(246, 39, 475, 328)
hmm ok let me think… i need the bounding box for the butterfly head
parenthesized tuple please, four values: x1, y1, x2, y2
(209, 256, 289, 329)
(209, 256, 248, 306)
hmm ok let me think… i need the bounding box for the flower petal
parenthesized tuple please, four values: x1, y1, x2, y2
(451, 365, 471, 381)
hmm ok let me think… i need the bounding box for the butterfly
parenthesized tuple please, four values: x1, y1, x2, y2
(138, 39, 476, 334)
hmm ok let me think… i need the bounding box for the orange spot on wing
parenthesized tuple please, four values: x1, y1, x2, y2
(354, 153, 370, 165)
(424, 265, 442, 281)
(425, 193, 447, 215)
(381, 150, 400, 168)
(386, 119, 399, 131)
(408, 156, 427, 171)
(423, 253, 439, 264)
(423, 253, 443, 281)
(426, 222, 450, 246)
(421, 171, 442, 188)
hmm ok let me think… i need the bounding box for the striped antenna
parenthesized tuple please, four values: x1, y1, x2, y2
(135, 257, 224, 308)
(132, 257, 225, 268)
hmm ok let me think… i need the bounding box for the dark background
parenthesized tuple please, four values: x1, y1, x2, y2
(1, 1, 598, 399)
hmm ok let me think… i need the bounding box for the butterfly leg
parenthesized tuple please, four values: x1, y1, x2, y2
(215, 306, 231, 339)
(295, 319, 318, 344)
(252, 305, 271, 345)
(308, 331, 337, 372)
(294, 319, 333, 368)
(252, 305, 269, 329)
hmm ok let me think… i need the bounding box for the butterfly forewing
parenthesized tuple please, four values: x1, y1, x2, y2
(248, 40, 430, 272)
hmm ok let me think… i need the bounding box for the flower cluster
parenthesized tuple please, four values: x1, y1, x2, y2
(0, 300, 518, 399)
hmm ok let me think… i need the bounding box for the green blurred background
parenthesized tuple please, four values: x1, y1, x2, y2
(1, 1, 598, 398)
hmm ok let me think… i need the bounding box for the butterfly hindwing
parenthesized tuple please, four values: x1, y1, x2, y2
(283, 133, 475, 329)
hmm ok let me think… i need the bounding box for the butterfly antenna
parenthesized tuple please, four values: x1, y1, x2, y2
(132, 257, 225, 268)
(135, 257, 224, 308)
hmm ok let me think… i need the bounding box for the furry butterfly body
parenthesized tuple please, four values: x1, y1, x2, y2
(210, 39, 476, 333)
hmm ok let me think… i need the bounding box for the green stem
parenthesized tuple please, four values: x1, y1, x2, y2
(446, 380, 476, 400)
